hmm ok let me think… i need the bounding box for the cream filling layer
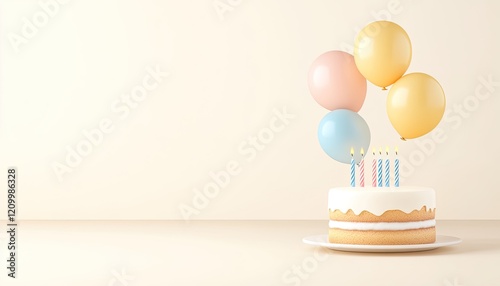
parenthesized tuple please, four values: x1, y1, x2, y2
(329, 219, 436, 231)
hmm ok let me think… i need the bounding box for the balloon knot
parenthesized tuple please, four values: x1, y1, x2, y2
(382, 87, 387, 90)
(400, 137, 406, 141)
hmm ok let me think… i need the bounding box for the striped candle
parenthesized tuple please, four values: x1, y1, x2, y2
(384, 147, 390, 187)
(395, 147, 400, 187)
(359, 148, 365, 187)
(372, 149, 376, 187)
(377, 148, 383, 187)
(350, 147, 355, 187)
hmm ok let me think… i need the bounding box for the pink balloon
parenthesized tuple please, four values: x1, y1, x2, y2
(308, 51, 367, 112)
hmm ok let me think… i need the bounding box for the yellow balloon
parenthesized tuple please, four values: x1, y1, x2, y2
(354, 21, 412, 89)
(387, 73, 446, 140)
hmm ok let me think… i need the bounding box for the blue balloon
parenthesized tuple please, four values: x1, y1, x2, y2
(318, 109, 371, 164)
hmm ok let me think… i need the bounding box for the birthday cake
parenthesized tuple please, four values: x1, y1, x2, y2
(328, 187, 436, 245)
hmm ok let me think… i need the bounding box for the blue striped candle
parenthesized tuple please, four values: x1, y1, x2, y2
(377, 148, 382, 187)
(350, 147, 355, 187)
(385, 147, 390, 187)
(395, 147, 400, 187)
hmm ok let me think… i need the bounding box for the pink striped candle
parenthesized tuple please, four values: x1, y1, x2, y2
(360, 148, 365, 187)
(371, 148, 376, 187)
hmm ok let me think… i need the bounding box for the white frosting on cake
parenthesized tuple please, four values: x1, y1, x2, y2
(328, 186, 435, 216)
(329, 219, 435, 231)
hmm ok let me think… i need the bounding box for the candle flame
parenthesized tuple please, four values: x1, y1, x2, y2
(350, 147, 354, 156)
(372, 148, 376, 155)
(385, 146, 389, 155)
(379, 147, 382, 155)
(395, 146, 399, 155)
(360, 148, 365, 156)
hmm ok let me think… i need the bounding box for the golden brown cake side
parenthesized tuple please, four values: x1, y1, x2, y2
(328, 207, 436, 245)
(328, 227, 436, 245)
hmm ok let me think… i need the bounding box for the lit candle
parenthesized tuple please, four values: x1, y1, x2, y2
(377, 148, 383, 187)
(359, 148, 365, 187)
(385, 146, 390, 187)
(350, 147, 355, 187)
(372, 148, 377, 187)
(395, 146, 400, 187)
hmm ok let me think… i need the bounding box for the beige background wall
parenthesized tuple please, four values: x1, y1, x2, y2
(0, 0, 499, 220)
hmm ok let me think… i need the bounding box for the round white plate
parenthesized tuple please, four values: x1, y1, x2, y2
(303, 234, 461, 253)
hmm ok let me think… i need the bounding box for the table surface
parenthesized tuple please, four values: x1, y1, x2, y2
(0, 220, 499, 286)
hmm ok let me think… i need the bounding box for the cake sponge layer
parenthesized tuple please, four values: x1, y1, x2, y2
(328, 227, 436, 245)
(329, 206, 435, 222)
